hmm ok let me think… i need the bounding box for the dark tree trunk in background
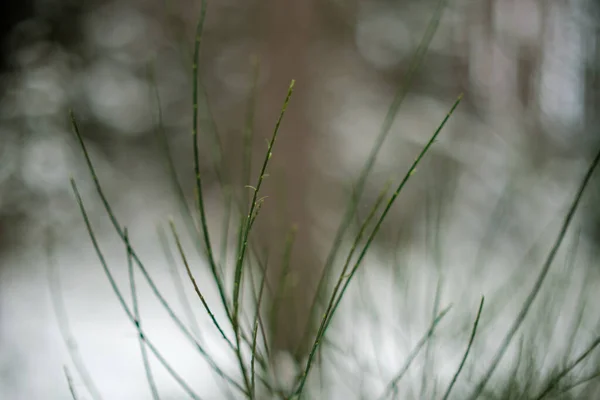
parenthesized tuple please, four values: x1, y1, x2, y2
(0, 1, 34, 70)
(255, 0, 319, 360)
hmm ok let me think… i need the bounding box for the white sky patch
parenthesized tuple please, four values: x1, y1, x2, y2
(84, 61, 152, 135)
(21, 134, 72, 195)
(355, 8, 413, 70)
(539, 4, 584, 135)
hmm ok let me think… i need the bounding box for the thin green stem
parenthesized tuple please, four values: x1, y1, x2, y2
(243, 56, 261, 208)
(126, 229, 161, 400)
(270, 225, 298, 342)
(441, 296, 485, 400)
(467, 145, 600, 400)
(251, 253, 269, 399)
(234, 197, 269, 395)
(233, 79, 295, 326)
(46, 232, 103, 400)
(220, 185, 233, 272)
(191, 0, 232, 326)
(63, 366, 80, 400)
(156, 225, 202, 340)
(231, 79, 295, 395)
(148, 63, 205, 267)
(169, 220, 235, 349)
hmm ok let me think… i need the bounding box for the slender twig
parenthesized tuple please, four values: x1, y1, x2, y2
(190, 0, 232, 326)
(158, 222, 239, 400)
(63, 366, 80, 400)
(125, 229, 160, 400)
(233, 79, 295, 325)
(250, 251, 273, 364)
(251, 253, 270, 399)
(441, 296, 485, 400)
(229, 80, 295, 396)
(220, 185, 233, 272)
(421, 184, 447, 400)
(170, 217, 275, 394)
(171, 218, 276, 396)
(169, 219, 234, 349)
(46, 232, 103, 400)
(156, 225, 202, 340)
(243, 56, 261, 208)
(270, 225, 297, 342)
(421, 276, 443, 400)
(235, 192, 269, 394)
(148, 65, 208, 276)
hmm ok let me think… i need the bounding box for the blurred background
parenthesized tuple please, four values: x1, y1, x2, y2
(1, 0, 600, 398)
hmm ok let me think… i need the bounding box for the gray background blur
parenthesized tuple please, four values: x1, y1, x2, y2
(1, 0, 600, 399)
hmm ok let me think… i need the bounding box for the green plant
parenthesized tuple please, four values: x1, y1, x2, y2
(53, 1, 600, 399)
